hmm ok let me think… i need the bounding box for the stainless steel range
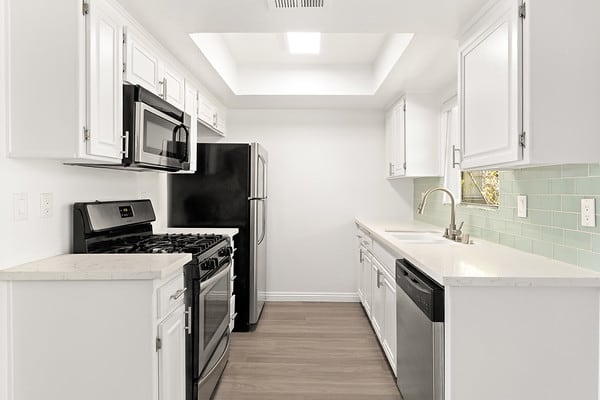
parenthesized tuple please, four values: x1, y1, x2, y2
(73, 199, 232, 400)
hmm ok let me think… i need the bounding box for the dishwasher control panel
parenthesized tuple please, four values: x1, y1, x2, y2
(396, 259, 444, 322)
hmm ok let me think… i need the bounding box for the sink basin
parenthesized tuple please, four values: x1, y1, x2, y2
(389, 232, 448, 244)
(384, 230, 439, 234)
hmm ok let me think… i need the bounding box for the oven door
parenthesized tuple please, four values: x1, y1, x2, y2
(197, 262, 231, 377)
(134, 102, 190, 170)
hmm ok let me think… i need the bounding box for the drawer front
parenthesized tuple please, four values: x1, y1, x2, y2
(157, 274, 185, 320)
(372, 240, 396, 277)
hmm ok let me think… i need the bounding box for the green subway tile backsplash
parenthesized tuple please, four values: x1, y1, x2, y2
(414, 164, 600, 269)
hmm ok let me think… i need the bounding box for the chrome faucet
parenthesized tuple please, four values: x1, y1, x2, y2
(417, 187, 465, 242)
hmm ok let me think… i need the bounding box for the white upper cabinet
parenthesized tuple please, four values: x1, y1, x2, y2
(124, 30, 186, 111)
(459, 0, 600, 169)
(216, 106, 227, 134)
(183, 83, 198, 173)
(86, 0, 124, 160)
(8, 0, 124, 163)
(161, 63, 186, 111)
(197, 91, 227, 137)
(124, 29, 160, 94)
(385, 94, 441, 179)
(459, 0, 522, 169)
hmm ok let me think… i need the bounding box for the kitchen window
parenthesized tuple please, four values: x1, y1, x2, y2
(461, 170, 499, 207)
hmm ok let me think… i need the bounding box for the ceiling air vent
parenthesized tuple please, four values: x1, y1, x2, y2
(269, 0, 326, 9)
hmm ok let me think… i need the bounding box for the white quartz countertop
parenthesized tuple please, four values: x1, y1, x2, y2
(356, 217, 600, 287)
(0, 253, 192, 281)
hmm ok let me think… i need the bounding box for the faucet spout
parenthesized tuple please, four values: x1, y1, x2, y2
(417, 187, 458, 240)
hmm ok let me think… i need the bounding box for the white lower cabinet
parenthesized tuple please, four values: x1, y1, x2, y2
(3, 269, 188, 400)
(371, 257, 386, 340)
(359, 247, 372, 317)
(158, 303, 186, 400)
(356, 227, 397, 375)
(381, 271, 397, 375)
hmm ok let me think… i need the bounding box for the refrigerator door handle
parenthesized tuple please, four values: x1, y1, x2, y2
(259, 153, 267, 199)
(258, 200, 266, 245)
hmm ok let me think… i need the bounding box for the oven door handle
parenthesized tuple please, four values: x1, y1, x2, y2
(200, 264, 231, 292)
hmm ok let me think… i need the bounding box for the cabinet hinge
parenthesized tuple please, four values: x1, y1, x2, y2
(519, 131, 526, 148)
(122, 32, 127, 45)
(82, 0, 89, 16)
(519, 2, 526, 19)
(155, 337, 162, 351)
(123, 62, 127, 74)
(403, 162, 407, 171)
(83, 127, 90, 141)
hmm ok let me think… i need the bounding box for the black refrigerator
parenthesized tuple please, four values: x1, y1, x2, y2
(168, 143, 268, 332)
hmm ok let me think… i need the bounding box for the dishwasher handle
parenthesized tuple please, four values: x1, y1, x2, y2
(396, 258, 445, 322)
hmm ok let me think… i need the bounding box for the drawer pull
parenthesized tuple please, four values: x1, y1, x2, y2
(170, 288, 187, 300)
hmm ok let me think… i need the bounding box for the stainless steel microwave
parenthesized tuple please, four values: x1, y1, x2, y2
(123, 84, 191, 172)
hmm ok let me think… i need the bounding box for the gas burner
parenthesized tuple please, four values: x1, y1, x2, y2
(89, 233, 227, 259)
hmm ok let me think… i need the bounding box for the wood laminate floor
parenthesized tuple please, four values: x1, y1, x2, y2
(212, 302, 401, 400)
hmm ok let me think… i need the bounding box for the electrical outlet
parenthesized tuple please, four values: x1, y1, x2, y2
(517, 195, 527, 218)
(13, 193, 28, 221)
(40, 193, 53, 218)
(581, 198, 596, 227)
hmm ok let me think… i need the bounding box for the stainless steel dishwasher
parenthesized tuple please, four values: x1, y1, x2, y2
(396, 258, 445, 400)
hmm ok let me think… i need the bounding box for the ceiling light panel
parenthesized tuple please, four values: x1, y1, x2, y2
(287, 32, 321, 54)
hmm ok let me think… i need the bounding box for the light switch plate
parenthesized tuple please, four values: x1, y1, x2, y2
(517, 195, 527, 218)
(13, 193, 28, 221)
(581, 198, 596, 227)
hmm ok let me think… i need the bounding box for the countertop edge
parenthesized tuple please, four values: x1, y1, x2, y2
(0, 254, 193, 282)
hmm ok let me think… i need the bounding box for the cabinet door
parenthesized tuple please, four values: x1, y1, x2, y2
(382, 273, 397, 376)
(384, 100, 406, 178)
(361, 252, 372, 317)
(384, 108, 396, 178)
(161, 64, 186, 111)
(124, 30, 160, 94)
(371, 258, 385, 340)
(216, 108, 227, 134)
(393, 100, 406, 176)
(158, 304, 186, 400)
(182, 84, 197, 173)
(85, 0, 124, 160)
(459, 0, 523, 169)
(357, 246, 365, 303)
(197, 93, 216, 128)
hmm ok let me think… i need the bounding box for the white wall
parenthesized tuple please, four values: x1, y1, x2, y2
(212, 109, 413, 299)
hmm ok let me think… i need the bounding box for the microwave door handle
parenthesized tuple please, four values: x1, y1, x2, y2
(178, 124, 189, 163)
(172, 124, 189, 163)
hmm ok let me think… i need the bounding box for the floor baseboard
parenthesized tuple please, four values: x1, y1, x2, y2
(265, 291, 360, 302)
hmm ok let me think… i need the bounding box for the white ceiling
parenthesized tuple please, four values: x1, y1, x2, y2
(115, 0, 488, 109)
(221, 33, 388, 66)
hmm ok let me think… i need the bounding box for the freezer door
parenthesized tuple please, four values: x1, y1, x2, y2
(249, 198, 267, 324)
(250, 143, 268, 200)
